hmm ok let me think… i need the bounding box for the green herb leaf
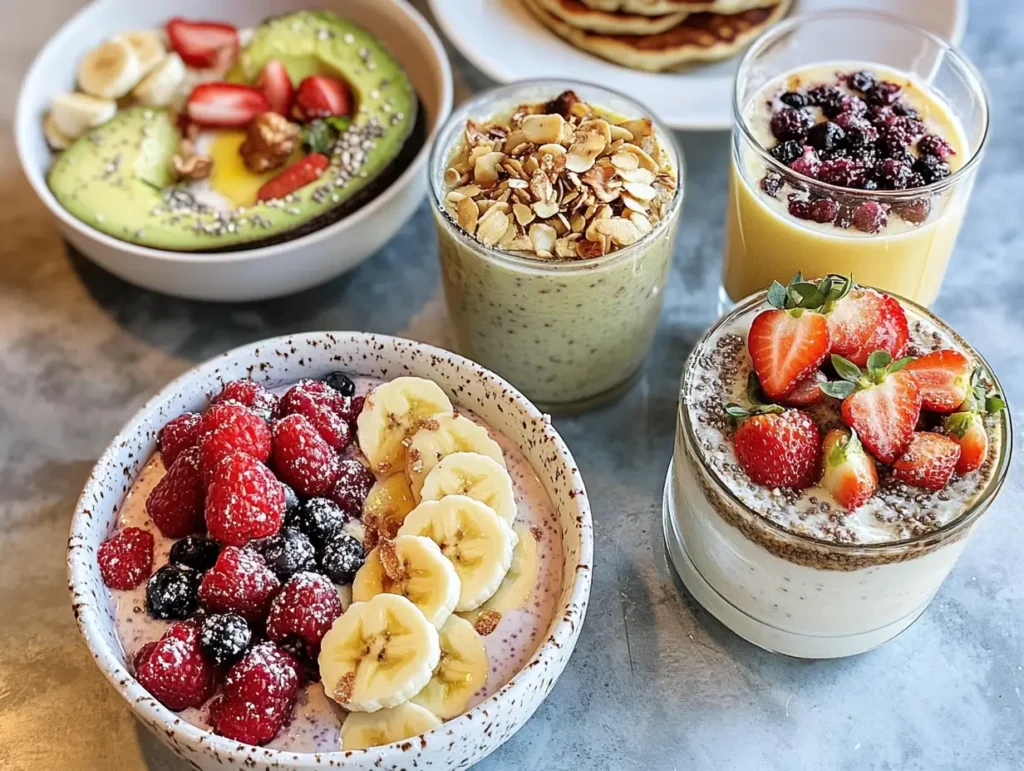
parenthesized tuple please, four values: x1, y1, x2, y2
(888, 356, 915, 374)
(767, 281, 789, 310)
(792, 282, 825, 309)
(831, 354, 863, 384)
(326, 115, 352, 134)
(820, 380, 856, 399)
(846, 428, 863, 454)
(867, 350, 893, 374)
(302, 119, 337, 155)
(986, 394, 1007, 413)
(746, 372, 767, 406)
(724, 403, 751, 419)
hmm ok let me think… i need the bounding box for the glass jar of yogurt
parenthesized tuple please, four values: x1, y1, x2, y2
(722, 12, 989, 308)
(428, 80, 684, 413)
(663, 286, 1011, 658)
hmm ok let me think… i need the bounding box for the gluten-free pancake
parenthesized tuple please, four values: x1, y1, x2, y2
(524, 0, 790, 72)
(577, 0, 775, 16)
(532, 0, 690, 35)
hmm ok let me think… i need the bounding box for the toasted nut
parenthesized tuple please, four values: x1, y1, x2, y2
(618, 118, 652, 142)
(529, 169, 554, 203)
(532, 200, 559, 219)
(621, 194, 647, 214)
(474, 151, 505, 187)
(537, 143, 567, 158)
(456, 184, 482, 197)
(565, 126, 606, 173)
(543, 90, 580, 119)
(577, 237, 605, 258)
(581, 118, 612, 144)
(595, 217, 640, 247)
(554, 237, 578, 258)
(624, 181, 658, 202)
(630, 212, 653, 234)
(477, 208, 510, 246)
(529, 223, 557, 255)
(456, 196, 480, 234)
(513, 202, 535, 227)
(444, 167, 465, 186)
(239, 112, 300, 174)
(609, 124, 634, 142)
(521, 114, 566, 145)
(581, 163, 619, 203)
(610, 151, 639, 172)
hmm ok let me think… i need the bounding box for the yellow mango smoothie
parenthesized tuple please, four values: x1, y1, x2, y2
(724, 61, 985, 307)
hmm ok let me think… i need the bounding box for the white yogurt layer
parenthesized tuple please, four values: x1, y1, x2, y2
(107, 377, 564, 752)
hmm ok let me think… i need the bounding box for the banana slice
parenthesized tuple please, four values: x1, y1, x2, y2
(460, 523, 540, 628)
(352, 536, 460, 629)
(77, 38, 142, 99)
(362, 473, 417, 550)
(49, 93, 117, 139)
(340, 702, 441, 751)
(43, 112, 73, 150)
(112, 30, 166, 76)
(131, 52, 185, 107)
(319, 593, 440, 713)
(411, 615, 488, 720)
(406, 413, 506, 500)
(356, 377, 453, 476)
(418, 452, 516, 525)
(398, 496, 518, 612)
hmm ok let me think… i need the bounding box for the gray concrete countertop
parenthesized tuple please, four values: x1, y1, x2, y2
(1, 1, 1021, 769)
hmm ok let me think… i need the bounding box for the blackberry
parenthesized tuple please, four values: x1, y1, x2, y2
(169, 536, 221, 572)
(865, 81, 902, 107)
(807, 121, 845, 153)
(875, 157, 913, 190)
(292, 497, 347, 548)
(760, 171, 783, 198)
(917, 134, 955, 161)
(847, 70, 876, 93)
(145, 565, 200, 620)
(818, 158, 867, 189)
(320, 533, 365, 585)
(779, 91, 810, 109)
(770, 107, 814, 142)
(253, 527, 317, 581)
(769, 139, 803, 165)
(914, 154, 951, 185)
(892, 101, 920, 119)
(322, 372, 356, 397)
(835, 113, 878, 148)
(879, 115, 924, 153)
(200, 613, 251, 667)
(851, 201, 888, 233)
(837, 94, 868, 117)
(807, 85, 844, 118)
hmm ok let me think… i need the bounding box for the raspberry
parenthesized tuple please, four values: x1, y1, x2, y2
(770, 107, 813, 142)
(253, 527, 317, 581)
(133, 641, 158, 673)
(200, 613, 252, 667)
(852, 201, 888, 233)
(271, 414, 339, 497)
(875, 157, 913, 190)
(788, 146, 821, 179)
(818, 158, 867, 189)
(280, 380, 352, 450)
(146, 564, 200, 620)
(98, 527, 154, 590)
(205, 452, 285, 546)
(209, 642, 300, 745)
(135, 622, 215, 711)
(325, 459, 375, 517)
(198, 404, 272, 483)
(211, 380, 280, 422)
(199, 546, 281, 623)
(266, 572, 342, 657)
(158, 412, 202, 467)
(169, 535, 222, 572)
(146, 447, 204, 538)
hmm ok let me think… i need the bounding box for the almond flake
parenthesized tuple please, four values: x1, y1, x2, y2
(507, 178, 528, 189)
(595, 217, 640, 247)
(529, 169, 554, 203)
(554, 237, 578, 258)
(621, 193, 646, 214)
(444, 167, 465, 186)
(457, 196, 479, 234)
(529, 223, 557, 255)
(623, 181, 657, 202)
(456, 184, 482, 197)
(610, 152, 639, 172)
(581, 118, 612, 144)
(577, 237, 605, 258)
(477, 208, 510, 246)
(609, 124, 634, 142)
(521, 114, 566, 145)
(507, 234, 533, 251)
(570, 213, 586, 233)
(532, 200, 559, 219)
(474, 152, 505, 187)
(618, 118, 652, 142)
(513, 202, 535, 227)
(630, 212, 653, 234)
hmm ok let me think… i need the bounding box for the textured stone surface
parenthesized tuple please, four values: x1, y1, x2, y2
(1, 1, 1022, 769)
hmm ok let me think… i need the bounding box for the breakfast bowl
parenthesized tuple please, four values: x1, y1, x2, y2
(67, 332, 592, 769)
(16, 0, 453, 301)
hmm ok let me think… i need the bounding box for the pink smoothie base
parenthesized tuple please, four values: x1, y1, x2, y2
(106, 377, 564, 753)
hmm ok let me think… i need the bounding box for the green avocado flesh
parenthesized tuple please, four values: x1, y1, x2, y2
(47, 10, 418, 251)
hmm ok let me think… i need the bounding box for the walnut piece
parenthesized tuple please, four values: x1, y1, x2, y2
(171, 139, 212, 181)
(240, 112, 300, 174)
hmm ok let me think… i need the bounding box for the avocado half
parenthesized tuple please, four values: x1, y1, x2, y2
(47, 11, 421, 252)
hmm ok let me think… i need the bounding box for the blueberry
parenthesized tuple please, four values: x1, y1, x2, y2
(769, 139, 803, 165)
(281, 483, 301, 517)
(847, 70, 876, 93)
(322, 372, 356, 397)
(292, 498, 347, 548)
(760, 172, 783, 198)
(807, 121, 845, 153)
(320, 533, 365, 585)
(145, 565, 200, 620)
(807, 85, 845, 118)
(169, 536, 221, 572)
(253, 527, 317, 581)
(779, 91, 810, 109)
(200, 613, 251, 667)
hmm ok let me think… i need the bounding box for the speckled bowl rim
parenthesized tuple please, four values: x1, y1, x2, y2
(67, 332, 593, 765)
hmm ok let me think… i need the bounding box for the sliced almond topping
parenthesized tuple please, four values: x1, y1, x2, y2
(629, 212, 653, 235)
(620, 143, 659, 173)
(513, 202, 535, 227)
(521, 114, 565, 145)
(529, 223, 557, 256)
(581, 118, 612, 144)
(621, 193, 647, 214)
(529, 168, 554, 203)
(445, 191, 466, 207)
(610, 151, 639, 172)
(609, 124, 634, 142)
(507, 234, 533, 251)
(595, 217, 640, 247)
(565, 127, 607, 174)
(457, 196, 479, 234)
(444, 167, 465, 186)
(476, 208, 510, 246)
(474, 152, 505, 188)
(532, 200, 560, 219)
(618, 118, 652, 142)
(581, 163, 619, 203)
(577, 237, 605, 258)
(507, 178, 528, 189)
(570, 213, 586, 233)
(504, 129, 528, 152)
(538, 143, 567, 158)
(554, 237, 578, 258)
(624, 181, 658, 202)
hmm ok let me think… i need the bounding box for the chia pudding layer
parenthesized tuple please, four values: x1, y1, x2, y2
(107, 377, 564, 752)
(429, 81, 683, 412)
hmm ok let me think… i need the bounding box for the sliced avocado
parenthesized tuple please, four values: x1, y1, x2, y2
(47, 10, 419, 252)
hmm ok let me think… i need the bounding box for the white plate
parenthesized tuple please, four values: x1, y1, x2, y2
(428, 0, 967, 130)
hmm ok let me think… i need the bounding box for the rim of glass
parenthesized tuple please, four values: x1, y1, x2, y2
(428, 78, 685, 273)
(732, 9, 991, 200)
(679, 285, 1013, 554)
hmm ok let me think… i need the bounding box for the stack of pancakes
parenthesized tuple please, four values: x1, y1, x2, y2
(523, 0, 792, 72)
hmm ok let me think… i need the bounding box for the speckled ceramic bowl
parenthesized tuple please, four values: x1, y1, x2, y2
(67, 332, 593, 770)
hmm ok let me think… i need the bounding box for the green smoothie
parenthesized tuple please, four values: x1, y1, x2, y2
(428, 82, 684, 412)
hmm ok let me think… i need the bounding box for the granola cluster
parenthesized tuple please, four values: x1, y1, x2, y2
(443, 91, 677, 259)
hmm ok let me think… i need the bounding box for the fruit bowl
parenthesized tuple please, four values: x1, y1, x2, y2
(67, 332, 593, 769)
(15, 0, 452, 301)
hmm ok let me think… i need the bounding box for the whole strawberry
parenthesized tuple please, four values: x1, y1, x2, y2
(199, 546, 281, 623)
(271, 414, 340, 497)
(205, 452, 285, 546)
(892, 432, 961, 491)
(146, 447, 204, 538)
(157, 412, 202, 467)
(98, 527, 154, 590)
(820, 428, 878, 510)
(825, 351, 921, 465)
(727, 394, 822, 489)
(135, 621, 215, 711)
(209, 642, 301, 745)
(211, 379, 280, 422)
(943, 368, 1006, 474)
(198, 403, 272, 483)
(266, 572, 343, 658)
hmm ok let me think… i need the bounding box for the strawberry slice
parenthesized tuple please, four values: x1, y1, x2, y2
(829, 352, 921, 464)
(891, 432, 961, 491)
(826, 288, 909, 368)
(167, 17, 239, 69)
(778, 371, 827, 408)
(748, 310, 830, 401)
(187, 83, 271, 128)
(904, 349, 972, 413)
(944, 411, 988, 474)
(257, 153, 330, 202)
(731, 407, 821, 489)
(820, 428, 878, 510)
(294, 76, 352, 121)
(258, 60, 295, 117)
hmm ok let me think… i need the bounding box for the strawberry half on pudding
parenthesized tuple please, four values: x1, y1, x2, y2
(44, 11, 423, 252)
(666, 274, 1011, 658)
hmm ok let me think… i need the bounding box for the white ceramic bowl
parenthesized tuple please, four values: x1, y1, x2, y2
(16, 0, 453, 301)
(67, 333, 593, 770)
